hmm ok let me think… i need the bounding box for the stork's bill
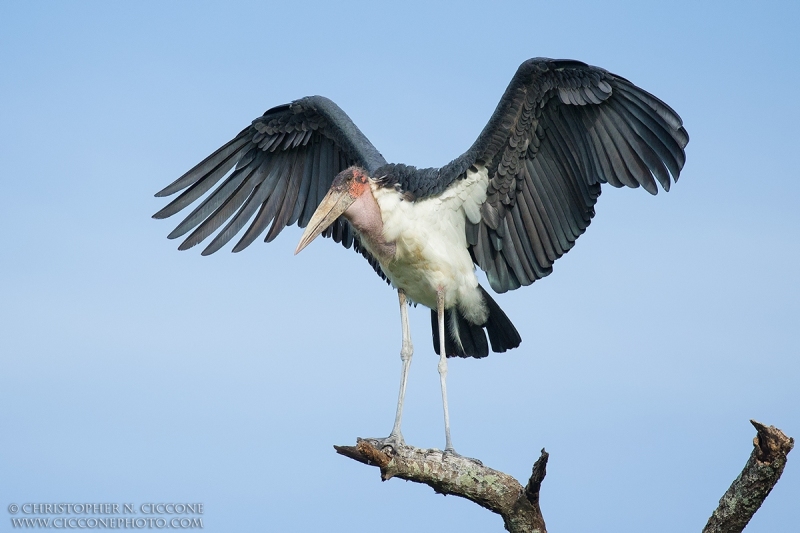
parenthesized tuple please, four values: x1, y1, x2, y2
(295, 177, 358, 255)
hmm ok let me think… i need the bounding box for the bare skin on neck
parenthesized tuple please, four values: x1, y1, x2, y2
(344, 185, 396, 261)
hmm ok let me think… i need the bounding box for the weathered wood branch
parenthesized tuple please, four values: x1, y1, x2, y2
(334, 440, 547, 533)
(703, 420, 794, 533)
(335, 420, 792, 533)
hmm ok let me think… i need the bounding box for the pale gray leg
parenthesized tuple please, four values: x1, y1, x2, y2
(437, 287, 455, 453)
(362, 289, 413, 451)
(388, 289, 413, 444)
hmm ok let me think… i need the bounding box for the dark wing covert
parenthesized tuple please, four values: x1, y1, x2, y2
(153, 96, 388, 279)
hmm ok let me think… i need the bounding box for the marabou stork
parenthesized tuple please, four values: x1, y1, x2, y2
(154, 58, 688, 455)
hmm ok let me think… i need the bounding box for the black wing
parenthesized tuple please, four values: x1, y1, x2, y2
(153, 96, 387, 267)
(436, 58, 689, 293)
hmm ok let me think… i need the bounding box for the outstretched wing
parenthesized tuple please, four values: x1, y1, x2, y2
(153, 96, 387, 262)
(438, 58, 689, 293)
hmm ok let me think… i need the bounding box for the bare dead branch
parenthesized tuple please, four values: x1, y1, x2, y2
(336, 420, 793, 533)
(524, 449, 548, 506)
(703, 420, 794, 533)
(334, 440, 547, 533)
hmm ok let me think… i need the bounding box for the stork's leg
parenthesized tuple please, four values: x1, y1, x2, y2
(388, 289, 413, 443)
(361, 289, 412, 451)
(436, 287, 455, 454)
(435, 290, 481, 463)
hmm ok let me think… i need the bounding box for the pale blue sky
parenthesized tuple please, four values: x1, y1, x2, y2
(1, 1, 798, 531)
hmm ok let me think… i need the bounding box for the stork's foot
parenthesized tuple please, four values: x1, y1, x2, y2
(358, 433, 406, 454)
(443, 447, 483, 465)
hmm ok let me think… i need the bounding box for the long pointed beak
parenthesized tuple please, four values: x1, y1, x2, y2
(295, 188, 355, 255)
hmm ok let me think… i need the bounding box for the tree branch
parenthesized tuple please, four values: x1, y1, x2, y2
(334, 440, 547, 533)
(335, 420, 793, 533)
(703, 420, 794, 533)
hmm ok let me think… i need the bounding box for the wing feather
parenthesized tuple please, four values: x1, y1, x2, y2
(232, 155, 292, 253)
(521, 162, 560, 262)
(202, 164, 277, 255)
(501, 213, 533, 285)
(177, 165, 260, 251)
(168, 155, 257, 240)
(516, 176, 553, 269)
(435, 58, 687, 293)
(288, 148, 314, 226)
(153, 142, 252, 221)
(154, 96, 389, 281)
(155, 132, 250, 198)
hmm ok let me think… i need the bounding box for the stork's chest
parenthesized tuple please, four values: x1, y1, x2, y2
(367, 179, 485, 308)
(371, 167, 489, 266)
(378, 192, 469, 269)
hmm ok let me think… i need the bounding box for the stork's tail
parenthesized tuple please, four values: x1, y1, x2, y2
(431, 285, 521, 358)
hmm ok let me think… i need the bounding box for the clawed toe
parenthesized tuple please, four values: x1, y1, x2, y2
(358, 433, 406, 453)
(443, 447, 483, 465)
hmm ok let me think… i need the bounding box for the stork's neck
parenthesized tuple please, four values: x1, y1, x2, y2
(343, 182, 395, 261)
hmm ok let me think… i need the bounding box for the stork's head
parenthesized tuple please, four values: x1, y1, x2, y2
(295, 166, 370, 254)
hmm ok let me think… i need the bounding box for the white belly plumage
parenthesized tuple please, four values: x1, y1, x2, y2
(371, 165, 490, 325)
